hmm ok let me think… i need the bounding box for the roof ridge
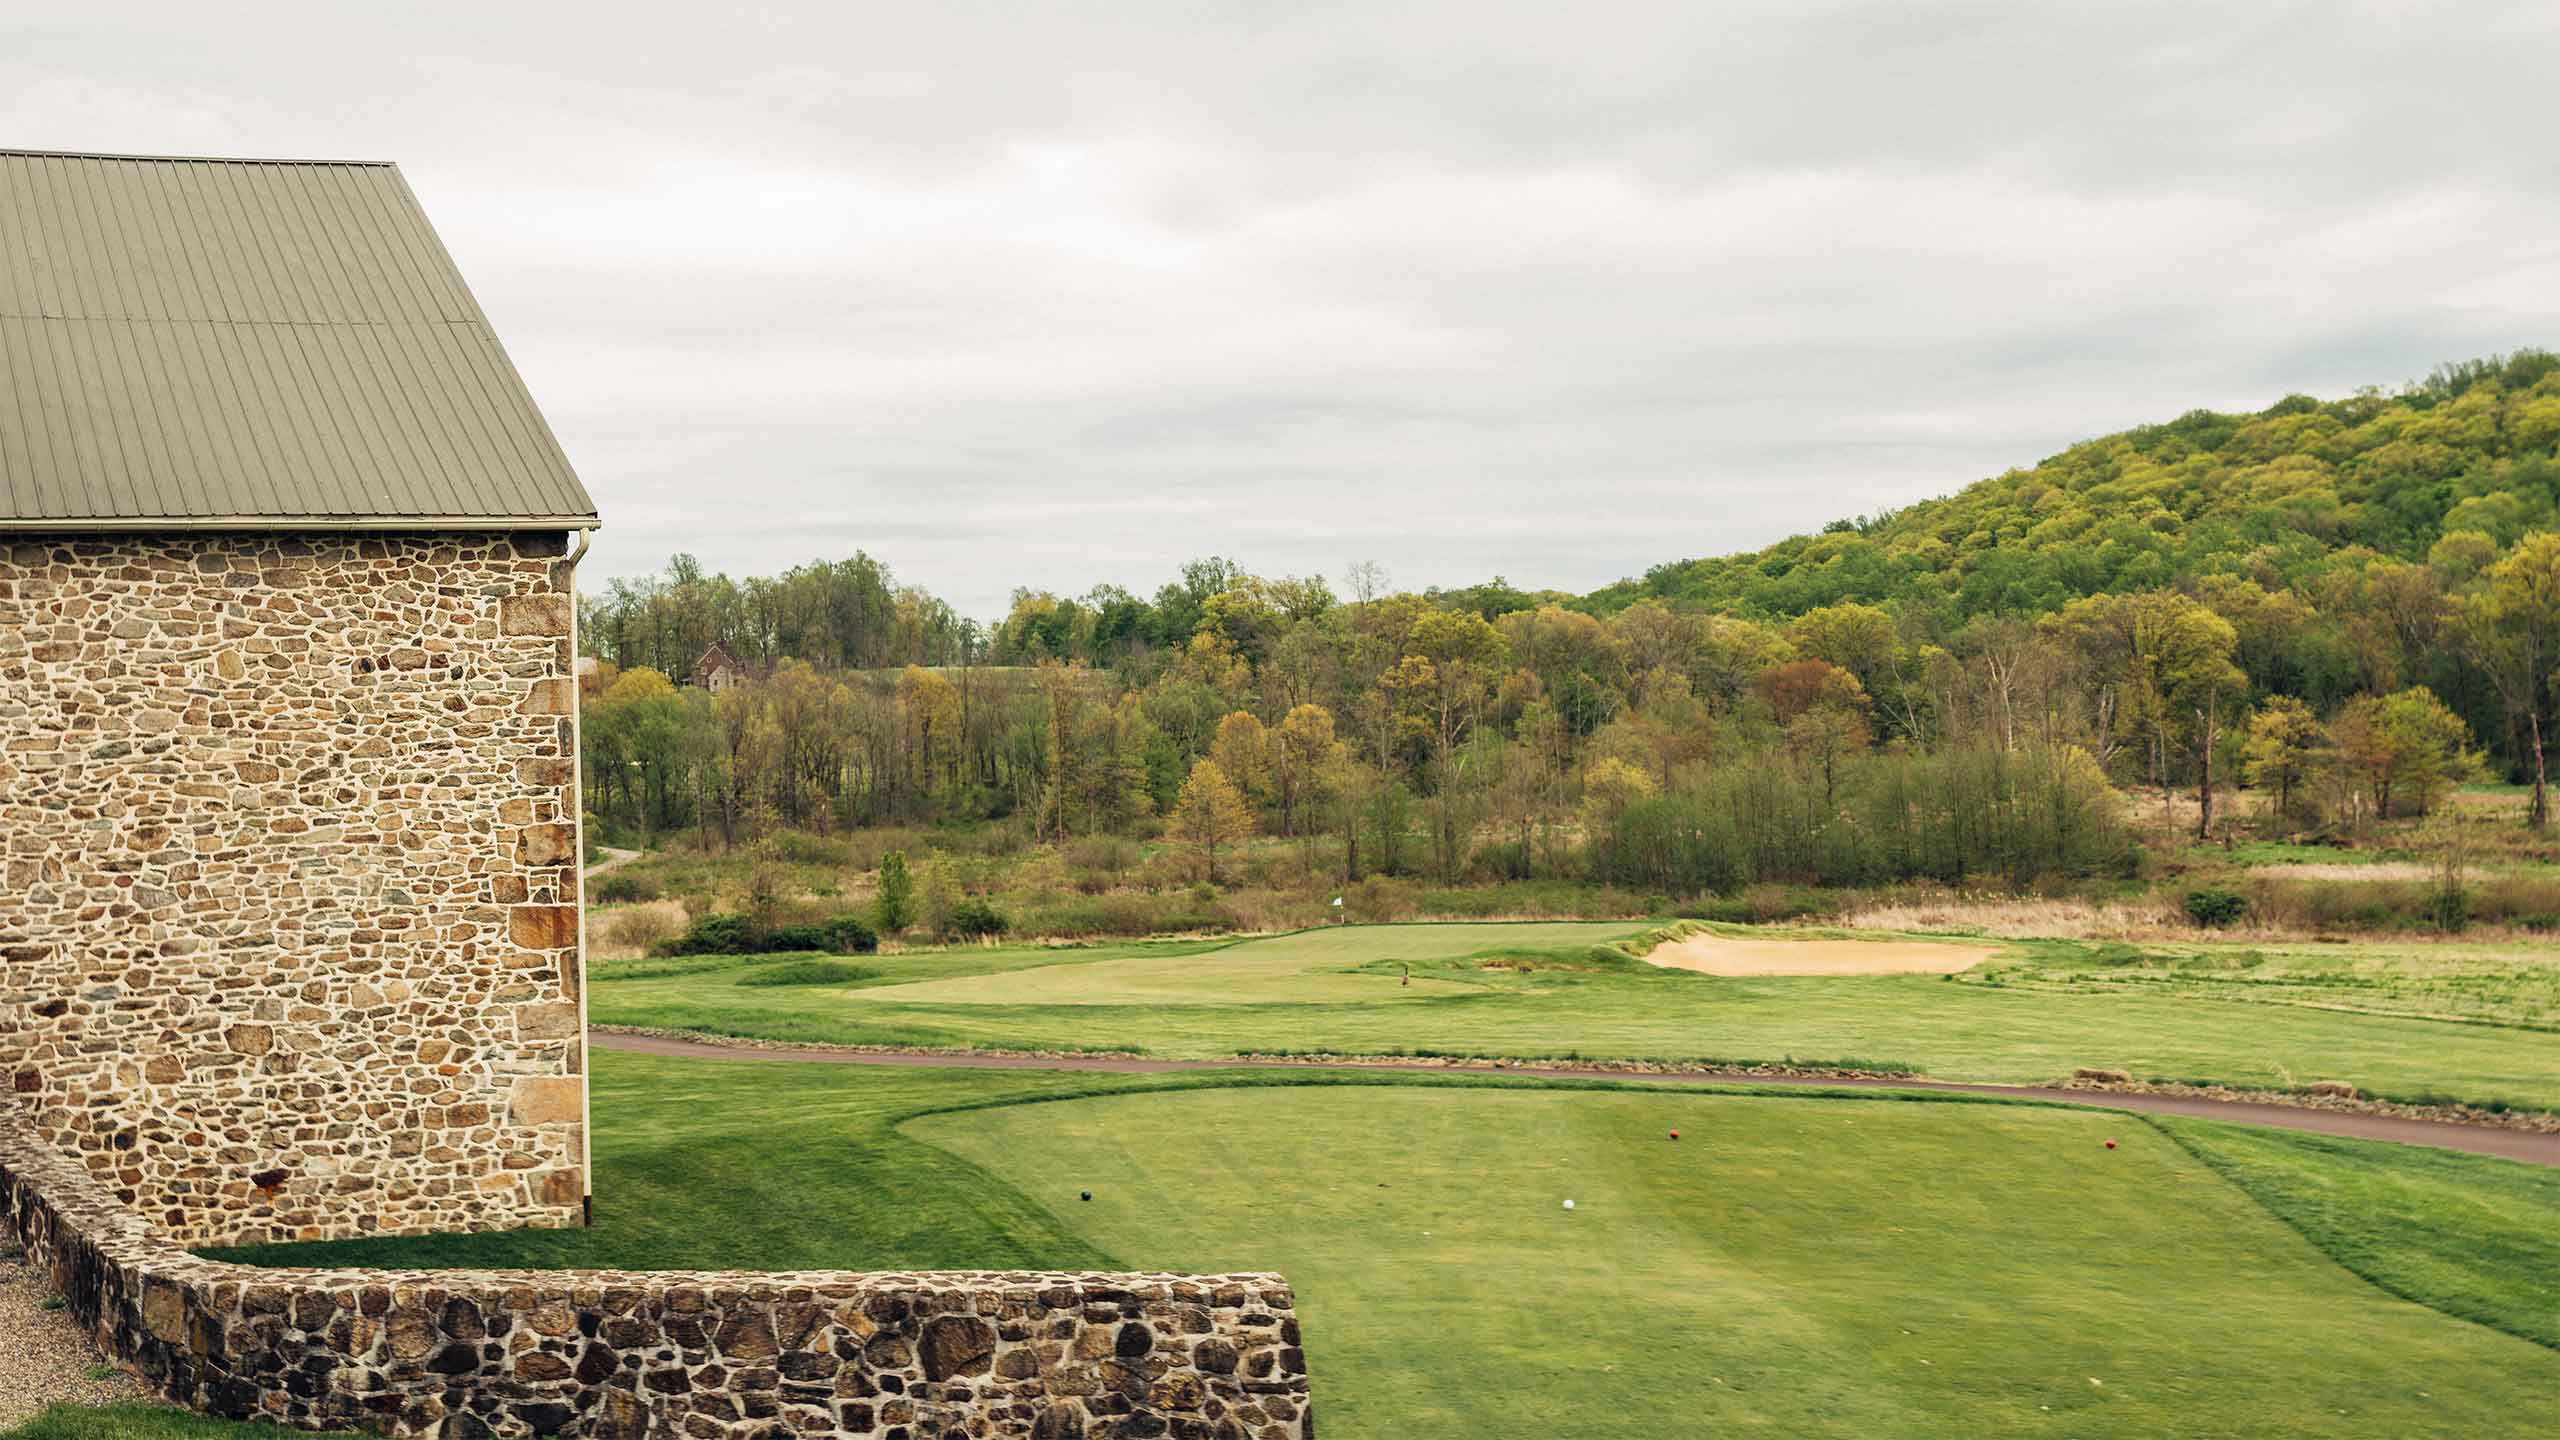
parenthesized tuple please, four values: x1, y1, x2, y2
(0, 148, 397, 168)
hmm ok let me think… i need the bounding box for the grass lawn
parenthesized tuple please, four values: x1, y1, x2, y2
(181, 1051, 2558, 1440)
(590, 922, 2560, 1110)
(910, 1085, 2557, 1439)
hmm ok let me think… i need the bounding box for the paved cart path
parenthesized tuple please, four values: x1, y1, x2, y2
(590, 1030, 2559, 1167)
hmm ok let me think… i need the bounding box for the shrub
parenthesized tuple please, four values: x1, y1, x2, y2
(941, 899, 1010, 941)
(603, 906, 675, 952)
(2472, 870, 2560, 931)
(742, 864, 788, 932)
(1340, 874, 1413, 924)
(770, 831, 856, 867)
(1671, 884, 1833, 926)
(653, 911, 874, 956)
(1062, 835, 1140, 877)
(592, 871, 660, 904)
(2428, 884, 2470, 934)
(1469, 840, 1533, 882)
(659, 913, 750, 956)
(2183, 889, 2247, 928)
(738, 960, 879, 987)
(763, 915, 880, 955)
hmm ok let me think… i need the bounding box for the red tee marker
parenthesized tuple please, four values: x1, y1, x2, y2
(1668, 1130, 1680, 1140)
(2104, 1139, 2117, 1150)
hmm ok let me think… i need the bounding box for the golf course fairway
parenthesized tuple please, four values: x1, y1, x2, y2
(906, 1087, 2557, 1440)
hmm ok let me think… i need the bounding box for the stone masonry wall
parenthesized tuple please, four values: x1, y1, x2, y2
(2, 1107, 1315, 1439)
(0, 532, 587, 1247)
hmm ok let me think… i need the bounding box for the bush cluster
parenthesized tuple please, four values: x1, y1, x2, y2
(2183, 889, 2248, 927)
(2242, 873, 2560, 934)
(591, 871, 661, 905)
(940, 899, 1010, 941)
(653, 911, 878, 957)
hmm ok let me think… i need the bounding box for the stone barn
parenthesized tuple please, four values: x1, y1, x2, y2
(0, 149, 600, 1248)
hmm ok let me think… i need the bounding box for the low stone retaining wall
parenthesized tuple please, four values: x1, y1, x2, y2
(2, 1108, 1312, 1438)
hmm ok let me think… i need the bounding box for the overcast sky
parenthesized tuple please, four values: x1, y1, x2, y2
(9, 3, 2557, 619)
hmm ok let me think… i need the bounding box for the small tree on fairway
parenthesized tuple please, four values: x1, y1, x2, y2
(873, 850, 914, 936)
(1172, 759, 1255, 883)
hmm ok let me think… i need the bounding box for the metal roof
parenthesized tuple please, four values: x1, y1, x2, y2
(0, 150, 598, 530)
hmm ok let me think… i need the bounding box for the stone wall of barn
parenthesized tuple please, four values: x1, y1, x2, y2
(0, 532, 587, 1247)
(1, 1107, 1315, 1439)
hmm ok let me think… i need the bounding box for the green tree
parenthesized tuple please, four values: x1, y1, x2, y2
(2240, 696, 2322, 823)
(1171, 759, 1255, 884)
(1384, 610, 1510, 765)
(2328, 687, 2481, 819)
(2453, 533, 2560, 828)
(1272, 703, 1342, 840)
(586, 667, 689, 836)
(2131, 594, 2247, 838)
(1210, 710, 1273, 804)
(872, 850, 915, 935)
(1784, 701, 1871, 811)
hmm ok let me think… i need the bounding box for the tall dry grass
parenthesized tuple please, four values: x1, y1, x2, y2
(594, 901, 686, 961)
(1842, 894, 2187, 941)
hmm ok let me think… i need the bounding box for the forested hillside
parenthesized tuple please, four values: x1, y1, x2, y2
(579, 353, 2560, 896)
(1591, 349, 2560, 622)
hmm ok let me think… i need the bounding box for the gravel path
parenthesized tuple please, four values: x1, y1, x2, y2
(0, 1245, 148, 1429)
(583, 846, 643, 879)
(593, 1030, 2560, 1167)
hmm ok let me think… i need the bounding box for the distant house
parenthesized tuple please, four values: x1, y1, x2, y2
(690, 641, 755, 693)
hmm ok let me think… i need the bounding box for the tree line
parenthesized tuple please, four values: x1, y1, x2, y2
(580, 356, 2560, 891)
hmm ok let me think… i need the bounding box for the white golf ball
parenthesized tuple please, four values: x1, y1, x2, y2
(1562, 1199, 1575, 1210)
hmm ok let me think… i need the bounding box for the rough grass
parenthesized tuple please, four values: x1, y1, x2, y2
(1957, 937, 2560, 1031)
(191, 1052, 2560, 1440)
(2152, 1116, 2560, 1351)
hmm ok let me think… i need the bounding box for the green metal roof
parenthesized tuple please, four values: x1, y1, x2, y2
(0, 150, 598, 530)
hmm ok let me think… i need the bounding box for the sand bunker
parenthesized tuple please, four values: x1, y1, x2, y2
(1644, 934, 1997, 977)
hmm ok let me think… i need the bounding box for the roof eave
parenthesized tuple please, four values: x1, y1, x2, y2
(0, 147, 399, 167)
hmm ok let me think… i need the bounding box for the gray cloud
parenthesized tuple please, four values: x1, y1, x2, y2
(8, 2, 2557, 617)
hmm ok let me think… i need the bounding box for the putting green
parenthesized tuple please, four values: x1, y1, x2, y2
(859, 922, 1645, 1005)
(907, 1087, 2557, 1440)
